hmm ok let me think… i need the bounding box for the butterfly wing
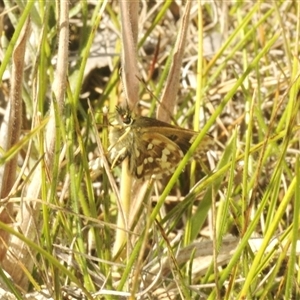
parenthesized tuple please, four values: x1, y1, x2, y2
(130, 131, 185, 179)
(130, 126, 213, 179)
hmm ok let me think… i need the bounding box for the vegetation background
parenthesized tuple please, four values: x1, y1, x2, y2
(0, 1, 299, 299)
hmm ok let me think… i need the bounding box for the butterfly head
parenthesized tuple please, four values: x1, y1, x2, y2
(115, 105, 134, 126)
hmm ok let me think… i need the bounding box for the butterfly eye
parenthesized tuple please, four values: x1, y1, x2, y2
(116, 105, 133, 125)
(121, 112, 132, 125)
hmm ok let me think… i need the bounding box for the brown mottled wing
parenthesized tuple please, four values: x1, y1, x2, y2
(130, 125, 212, 179)
(130, 132, 184, 179)
(132, 116, 213, 153)
(142, 125, 213, 156)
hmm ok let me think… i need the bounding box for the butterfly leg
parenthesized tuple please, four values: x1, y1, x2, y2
(110, 146, 128, 169)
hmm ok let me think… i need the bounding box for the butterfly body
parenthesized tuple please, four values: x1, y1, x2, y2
(108, 106, 212, 179)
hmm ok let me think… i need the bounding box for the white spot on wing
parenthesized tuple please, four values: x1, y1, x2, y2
(161, 148, 171, 162)
(152, 139, 161, 145)
(161, 161, 171, 169)
(135, 149, 140, 157)
(147, 143, 154, 150)
(162, 148, 171, 155)
(137, 164, 143, 176)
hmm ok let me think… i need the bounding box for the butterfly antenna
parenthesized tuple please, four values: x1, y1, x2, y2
(136, 75, 178, 125)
